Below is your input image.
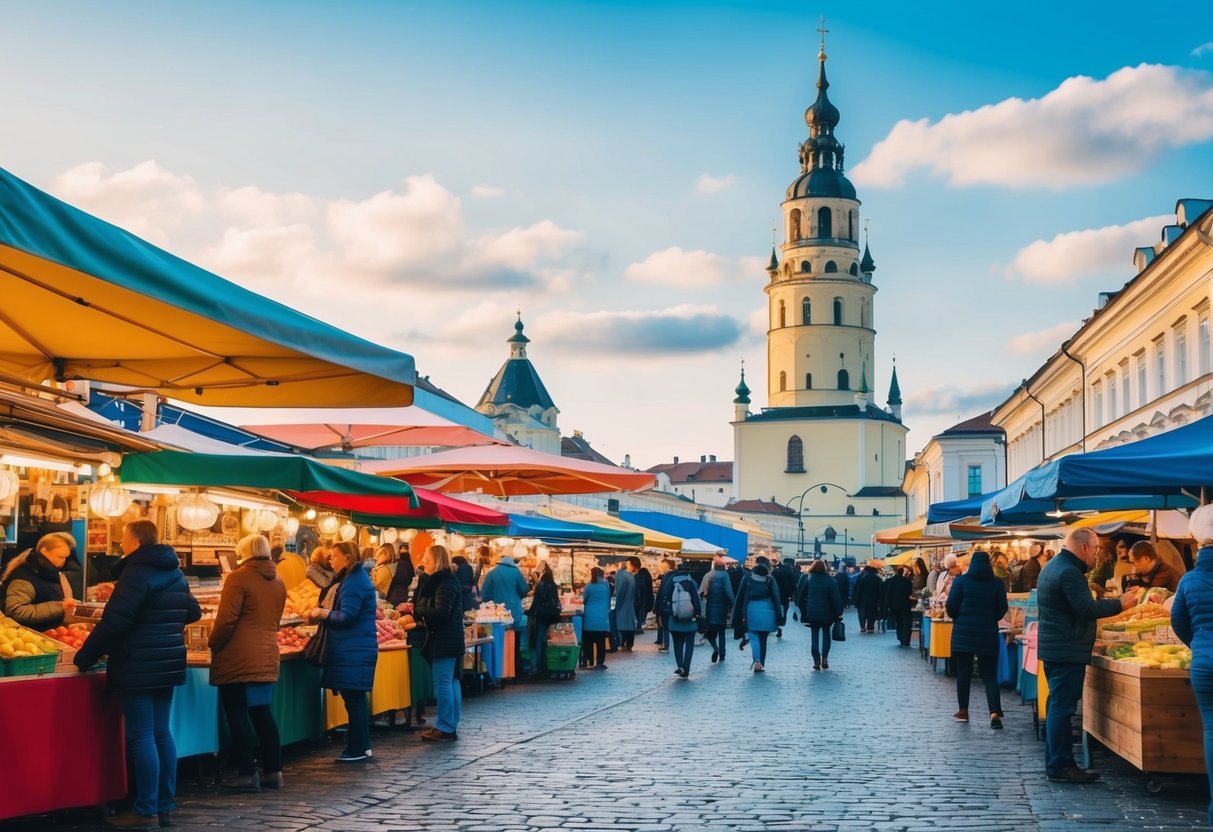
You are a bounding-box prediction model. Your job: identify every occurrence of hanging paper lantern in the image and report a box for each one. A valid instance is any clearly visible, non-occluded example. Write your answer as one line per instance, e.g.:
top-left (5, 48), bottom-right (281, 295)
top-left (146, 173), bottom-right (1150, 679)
top-left (381, 527), bottom-right (398, 544)
top-left (88, 483), bottom-right (132, 518)
top-left (285, 517), bottom-right (300, 537)
top-left (257, 509), bottom-right (281, 533)
top-left (513, 541), bottom-right (528, 559)
top-left (338, 522), bottom-right (357, 542)
top-left (177, 492), bottom-right (220, 532)
top-left (0, 469), bottom-right (17, 503)
top-left (447, 533), bottom-right (466, 553)
top-left (409, 530), bottom-right (433, 567)
top-left (317, 514), bottom-right (341, 536)
top-left (536, 545), bottom-right (550, 561)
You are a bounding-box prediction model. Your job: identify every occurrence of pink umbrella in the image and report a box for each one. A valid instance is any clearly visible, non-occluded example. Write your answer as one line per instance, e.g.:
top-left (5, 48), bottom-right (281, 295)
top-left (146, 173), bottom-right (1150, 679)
top-left (240, 406), bottom-right (503, 451)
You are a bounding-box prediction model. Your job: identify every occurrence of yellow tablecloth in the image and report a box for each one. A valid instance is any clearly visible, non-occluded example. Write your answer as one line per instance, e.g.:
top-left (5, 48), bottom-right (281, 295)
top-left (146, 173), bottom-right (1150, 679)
top-left (929, 620), bottom-right (953, 659)
top-left (1037, 660), bottom-right (1049, 721)
top-left (325, 647), bottom-right (411, 730)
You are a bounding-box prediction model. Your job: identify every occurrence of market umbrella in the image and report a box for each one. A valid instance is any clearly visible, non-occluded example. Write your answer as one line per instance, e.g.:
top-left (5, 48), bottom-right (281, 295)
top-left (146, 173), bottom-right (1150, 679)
top-left (0, 167), bottom-right (414, 406)
top-left (350, 490), bottom-right (510, 530)
top-left (361, 444), bottom-right (655, 496)
top-left (240, 406), bottom-right (503, 451)
top-left (541, 504), bottom-right (683, 551)
top-left (677, 537), bottom-right (726, 559)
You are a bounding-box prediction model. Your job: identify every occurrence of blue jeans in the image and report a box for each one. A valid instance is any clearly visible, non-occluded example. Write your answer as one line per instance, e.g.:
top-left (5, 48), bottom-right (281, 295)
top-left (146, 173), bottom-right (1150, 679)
top-left (431, 656), bottom-right (462, 734)
top-left (1190, 665), bottom-right (1213, 824)
top-left (120, 688), bottom-right (176, 817)
top-left (751, 631), bottom-right (770, 665)
top-left (339, 690), bottom-right (370, 756)
top-left (810, 624), bottom-right (832, 665)
top-left (1043, 661), bottom-right (1087, 774)
top-left (671, 631), bottom-right (694, 671)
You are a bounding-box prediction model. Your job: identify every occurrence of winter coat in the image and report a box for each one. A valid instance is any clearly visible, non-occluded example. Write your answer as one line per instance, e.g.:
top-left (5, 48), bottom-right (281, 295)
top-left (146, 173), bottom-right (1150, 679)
top-left (1037, 548), bottom-right (1123, 665)
top-left (480, 557), bottom-right (529, 628)
top-left (613, 569), bottom-right (638, 632)
top-left (527, 579), bottom-right (562, 648)
top-left (1171, 546), bottom-right (1213, 672)
top-left (945, 552), bottom-right (1009, 656)
top-left (732, 568), bottom-right (784, 634)
top-left (208, 557), bottom-right (286, 686)
top-left (386, 557), bottom-right (415, 606)
top-left (834, 570), bottom-right (852, 606)
top-left (699, 568), bottom-right (735, 626)
top-left (414, 568), bottom-right (466, 662)
top-left (853, 570), bottom-right (883, 614)
top-left (318, 566), bottom-right (378, 692)
top-left (773, 563), bottom-right (798, 606)
top-left (2, 551), bottom-right (70, 630)
top-left (275, 552), bottom-right (308, 592)
top-left (884, 573), bottom-right (915, 614)
top-left (797, 571), bottom-right (843, 626)
top-left (1022, 556), bottom-right (1044, 591)
top-left (581, 581), bottom-right (611, 632)
top-left (453, 560), bottom-right (480, 612)
top-left (658, 570), bottom-right (703, 634)
top-left (1135, 559), bottom-right (1183, 592)
top-left (74, 544), bottom-right (201, 691)
top-left (634, 568), bottom-right (655, 621)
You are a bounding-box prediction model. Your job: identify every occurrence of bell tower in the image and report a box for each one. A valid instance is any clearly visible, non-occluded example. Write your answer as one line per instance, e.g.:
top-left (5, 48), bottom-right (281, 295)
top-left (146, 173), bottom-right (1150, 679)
top-left (765, 23), bottom-right (877, 409)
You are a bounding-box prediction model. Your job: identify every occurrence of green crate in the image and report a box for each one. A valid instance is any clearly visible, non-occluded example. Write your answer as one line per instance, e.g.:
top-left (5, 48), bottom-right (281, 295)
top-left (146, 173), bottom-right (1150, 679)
top-left (0, 651), bottom-right (58, 677)
top-left (544, 644), bottom-right (580, 673)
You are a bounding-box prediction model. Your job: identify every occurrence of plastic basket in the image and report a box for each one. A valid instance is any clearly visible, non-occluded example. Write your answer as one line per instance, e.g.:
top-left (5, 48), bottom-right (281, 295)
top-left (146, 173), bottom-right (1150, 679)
top-left (0, 651), bottom-right (58, 677)
top-left (544, 644), bottom-right (580, 673)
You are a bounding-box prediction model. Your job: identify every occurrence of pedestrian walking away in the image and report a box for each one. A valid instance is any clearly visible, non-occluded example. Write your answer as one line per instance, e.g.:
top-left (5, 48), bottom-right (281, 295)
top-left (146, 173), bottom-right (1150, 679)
top-left (580, 567), bottom-right (611, 669)
top-left (699, 556), bottom-right (735, 663)
top-left (659, 560), bottom-right (703, 677)
top-left (614, 558), bottom-right (639, 650)
top-left (796, 559), bottom-right (843, 670)
top-left (853, 561), bottom-right (883, 634)
top-left (1037, 528), bottom-right (1140, 783)
top-left (732, 556), bottom-right (784, 672)
top-left (945, 550), bottom-right (1008, 728)
top-left (885, 566), bottom-right (915, 647)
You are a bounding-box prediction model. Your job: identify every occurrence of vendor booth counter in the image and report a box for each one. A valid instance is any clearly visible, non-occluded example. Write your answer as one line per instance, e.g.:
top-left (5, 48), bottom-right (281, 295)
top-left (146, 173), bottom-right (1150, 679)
top-left (0, 672), bottom-right (127, 821)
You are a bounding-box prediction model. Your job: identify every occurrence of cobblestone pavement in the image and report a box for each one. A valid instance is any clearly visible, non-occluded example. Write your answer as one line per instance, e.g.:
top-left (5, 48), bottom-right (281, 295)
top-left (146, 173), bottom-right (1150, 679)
top-left (9, 621), bottom-right (1212, 831)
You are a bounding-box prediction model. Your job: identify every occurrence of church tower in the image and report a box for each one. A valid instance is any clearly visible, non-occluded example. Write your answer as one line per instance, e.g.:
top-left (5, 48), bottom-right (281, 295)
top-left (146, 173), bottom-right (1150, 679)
top-left (732, 22), bottom-right (908, 561)
top-left (476, 314), bottom-right (561, 454)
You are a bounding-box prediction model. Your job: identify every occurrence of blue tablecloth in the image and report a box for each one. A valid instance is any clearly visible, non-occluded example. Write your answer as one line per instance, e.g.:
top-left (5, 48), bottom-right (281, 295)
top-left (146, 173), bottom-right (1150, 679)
top-left (171, 667), bottom-right (219, 758)
top-left (485, 623), bottom-right (508, 680)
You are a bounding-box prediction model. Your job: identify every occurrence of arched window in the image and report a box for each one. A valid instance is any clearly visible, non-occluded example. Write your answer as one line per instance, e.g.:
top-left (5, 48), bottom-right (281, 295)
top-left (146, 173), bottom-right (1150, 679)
top-left (833, 297), bottom-right (843, 325)
top-left (848, 210), bottom-right (856, 240)
top-left (789, 208), bottom-right (802, 241)
top-left (837, 368), bottom-right (850, 390)
top-left (817, 207), bottom-right (832, 238)
top-left (860, 300), bottom-right (867, 328)
top-left (849, 263), bottom-right (858, 276)
top-left (824, 260), bottom-right (838, 273)
top-left (779, 371), bottom-right (787, 392)
top-left (801, 298), bottom-right (811, 325)
top-left (805, 372), bottom-right (813, 389)
top-left (786, 435), bottom-right (805, 473)
top-left (778, 300), bottom-right (786, 328)
top-left (800, 260), bottom-right (811, 273)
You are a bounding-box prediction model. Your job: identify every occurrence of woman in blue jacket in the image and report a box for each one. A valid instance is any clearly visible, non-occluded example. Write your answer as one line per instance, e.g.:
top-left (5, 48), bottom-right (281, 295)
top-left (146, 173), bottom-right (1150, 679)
top-left (309, 540), bottom-right (378, 762)
top-left (580, 567), bottom-right (611, 669)
top-left (1171, 506), bottom-right (1213, 825)
top-left (732, 557), bottom-right (785, 672)
top-left (945, 550), bottom-right (1009, 728)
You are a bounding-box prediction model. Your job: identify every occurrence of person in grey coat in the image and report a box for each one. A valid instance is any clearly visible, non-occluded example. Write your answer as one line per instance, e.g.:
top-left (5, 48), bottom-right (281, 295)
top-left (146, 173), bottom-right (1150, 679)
top-left (699, 556), bottom-right (735, 663)
top-left (614, 558), bottom-right (638, 650)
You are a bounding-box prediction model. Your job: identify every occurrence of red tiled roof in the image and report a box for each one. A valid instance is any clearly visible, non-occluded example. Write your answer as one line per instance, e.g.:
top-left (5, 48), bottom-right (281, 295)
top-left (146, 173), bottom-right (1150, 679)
top-left (720, 499), bottom-right (796, 516)
top-left (940, 410), bottom-right (1004, 435)
top-left (645, 460), bottom-right (733, 483)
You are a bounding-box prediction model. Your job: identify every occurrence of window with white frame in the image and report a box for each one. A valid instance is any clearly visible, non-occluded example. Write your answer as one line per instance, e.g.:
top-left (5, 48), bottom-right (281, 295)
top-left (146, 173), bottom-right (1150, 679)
top-left (1120, 363), bottom-right (1130, 416)
top-left (1201, 315), bottom-right (1211, 377)
top-left (1176, 325), bottom-right (1189, 387)
top-left (1154, 338), bottom-right (1166, 397)
top-left (1092, 379), bottom-right (1103, 427)
top-left (1107, 372), bottom-right (1117, 422)
top-left (1136, 351), bottom-right (1147, 408)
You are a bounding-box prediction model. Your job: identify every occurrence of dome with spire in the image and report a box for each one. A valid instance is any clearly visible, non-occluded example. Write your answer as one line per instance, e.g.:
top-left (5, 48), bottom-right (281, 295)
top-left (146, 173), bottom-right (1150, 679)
top-left (860, 242), bottom-right (876, 274)
top-left (785, 45), bottom-right (856, 201)
top-left (734, 368), bottom-right (751, 405)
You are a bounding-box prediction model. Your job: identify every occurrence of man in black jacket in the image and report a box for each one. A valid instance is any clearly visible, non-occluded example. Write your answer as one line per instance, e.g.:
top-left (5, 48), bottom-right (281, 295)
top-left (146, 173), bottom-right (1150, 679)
top-left (885, 567), bottom-right (915, 646)
top-left (773, 558), bottom-right (798, 637)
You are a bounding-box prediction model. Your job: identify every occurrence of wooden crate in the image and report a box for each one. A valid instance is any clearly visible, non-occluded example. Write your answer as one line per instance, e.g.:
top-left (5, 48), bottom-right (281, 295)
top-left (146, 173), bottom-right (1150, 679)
top-left (1083, 656), bottom-right (1205, 774)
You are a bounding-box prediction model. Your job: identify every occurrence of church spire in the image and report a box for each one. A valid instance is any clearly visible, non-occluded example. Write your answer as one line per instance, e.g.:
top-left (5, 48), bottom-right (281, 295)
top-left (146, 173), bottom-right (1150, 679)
top-left (733, 365), bottom-right (752, 405)
top-left (802, 16), bottom-right (843, 173)
top-left (766, 246), bottom-right (779, 273)
top-left (507, 311), bottom-right (530, 359)
top-left (888, 360), bottom-right (903, 421)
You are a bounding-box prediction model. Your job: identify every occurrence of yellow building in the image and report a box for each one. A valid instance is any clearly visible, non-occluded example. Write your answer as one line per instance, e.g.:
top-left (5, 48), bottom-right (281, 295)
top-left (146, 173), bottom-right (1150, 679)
top-left (732, 39), bottom-right (908, 559)
top-left (993, 200), bottom-right (1213, 479)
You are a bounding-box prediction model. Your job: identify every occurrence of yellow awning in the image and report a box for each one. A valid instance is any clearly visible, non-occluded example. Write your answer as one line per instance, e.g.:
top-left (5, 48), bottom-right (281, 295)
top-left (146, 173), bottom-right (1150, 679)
top-left (884, 549), bottom-right (917, 567)
top-left (874, 517), bottom-right (926, 544)
top-left (541, 504), bottom-right (683, 551)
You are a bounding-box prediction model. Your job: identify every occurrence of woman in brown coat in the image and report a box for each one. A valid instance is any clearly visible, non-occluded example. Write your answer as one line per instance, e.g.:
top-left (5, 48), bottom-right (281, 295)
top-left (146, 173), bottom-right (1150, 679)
top-left (209, 534), bottom-right (287, 791)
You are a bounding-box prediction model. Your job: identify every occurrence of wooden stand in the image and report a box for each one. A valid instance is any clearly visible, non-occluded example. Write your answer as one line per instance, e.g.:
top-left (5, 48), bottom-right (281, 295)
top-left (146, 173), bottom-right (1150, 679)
top-left (1083, 655), bottom-right (1205, 778)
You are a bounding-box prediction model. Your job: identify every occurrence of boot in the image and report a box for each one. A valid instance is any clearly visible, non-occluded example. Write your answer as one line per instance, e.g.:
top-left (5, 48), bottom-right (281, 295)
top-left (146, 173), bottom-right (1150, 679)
top-left (259, 769), bottom-right (284, 789)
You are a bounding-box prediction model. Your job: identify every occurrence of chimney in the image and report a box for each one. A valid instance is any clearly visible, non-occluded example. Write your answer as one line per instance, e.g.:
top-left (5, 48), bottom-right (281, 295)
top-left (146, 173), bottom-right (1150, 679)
top-left (710, 454), bottom-right (717, 463)
top-left (700, 455), bottom-right (707, 463)
top-left (673, 456), bottom-right (679, 464)
top-left (622, 453), bottom-right (632, 468)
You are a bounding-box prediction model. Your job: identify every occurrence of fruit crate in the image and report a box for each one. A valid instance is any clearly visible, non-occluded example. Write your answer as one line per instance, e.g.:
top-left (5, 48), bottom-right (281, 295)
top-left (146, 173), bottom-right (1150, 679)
top-left (0, 651), bottom-right (58, 678)
top-left (544, 644), bottom-right (579, 676)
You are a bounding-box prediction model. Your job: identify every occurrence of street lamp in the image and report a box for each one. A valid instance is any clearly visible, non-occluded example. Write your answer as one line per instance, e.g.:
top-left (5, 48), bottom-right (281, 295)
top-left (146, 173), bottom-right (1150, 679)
top-left (785, 483), bottom-right (849, 558)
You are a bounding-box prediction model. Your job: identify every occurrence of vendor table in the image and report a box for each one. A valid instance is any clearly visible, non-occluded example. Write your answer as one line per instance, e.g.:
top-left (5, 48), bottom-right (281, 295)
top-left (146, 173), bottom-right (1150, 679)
top-left (1083, 655), bottom-right (1205, 776)
top-left (0, 672), bottom-right (127, 821)
top-left (482, 623), bottom-right (516, 681)
top-left (325, 647), bottom-right (411, 729)
top-left (273, 658), bottom-right (324, 746)
top-left (465, 636), bottom-right (494, 694)
top-left (172, 665), bottom-right (219, 758)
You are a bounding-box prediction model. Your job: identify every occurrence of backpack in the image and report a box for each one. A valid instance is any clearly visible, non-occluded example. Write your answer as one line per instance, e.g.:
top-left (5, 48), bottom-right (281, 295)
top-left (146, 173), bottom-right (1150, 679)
top-left (671, 576), bottom-right (695, 621)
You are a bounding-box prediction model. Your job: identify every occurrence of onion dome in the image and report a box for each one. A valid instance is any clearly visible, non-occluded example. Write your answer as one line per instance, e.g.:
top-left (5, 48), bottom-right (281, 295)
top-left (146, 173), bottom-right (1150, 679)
top-left (734, 368), bottom-right (751, 405)
top-left (860, 242), bottom-right (876, 274)
top-left (785, 47), bottom-right (856, 201)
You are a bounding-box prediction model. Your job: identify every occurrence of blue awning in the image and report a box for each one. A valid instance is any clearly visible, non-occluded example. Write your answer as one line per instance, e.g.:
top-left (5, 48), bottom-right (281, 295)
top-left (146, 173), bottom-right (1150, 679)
top-left (507, 514), bottom-right (644, 547)
top-left (619, 511), bottom-right (748, 559)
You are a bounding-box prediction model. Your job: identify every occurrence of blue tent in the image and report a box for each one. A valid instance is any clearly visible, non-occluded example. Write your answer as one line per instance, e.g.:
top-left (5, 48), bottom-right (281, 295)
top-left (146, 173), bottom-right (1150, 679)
top-left (980, 414), bottom-right (1213, 523)
top-left (619, 511), bottom-right (748, 559)
top-left (507, 514), bottom-right (644, 547)
top-left (926, 491), bottom-right (1003, 524)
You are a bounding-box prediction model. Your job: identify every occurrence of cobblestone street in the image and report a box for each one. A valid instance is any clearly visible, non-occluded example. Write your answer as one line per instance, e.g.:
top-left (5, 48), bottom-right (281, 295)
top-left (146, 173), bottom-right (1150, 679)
top-left (10, 622), bottom-right (1211, 832)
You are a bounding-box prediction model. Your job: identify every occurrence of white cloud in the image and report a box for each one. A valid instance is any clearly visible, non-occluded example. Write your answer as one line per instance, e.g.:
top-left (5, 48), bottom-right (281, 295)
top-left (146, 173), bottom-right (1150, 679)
top-left (1002, 214), bottom-right (1169, 283)
top-left (204, 224), bottom-right (320, 288)
top-left (1007, 322), bottom-right (1081, 357)
top-left (470, 184), bottom-right (506, 198)
top-left (218, 186), bottom-right (317, 227)
top-left (695, 173), bottom-right (738, 194)
top-left (624, 246), bottom-right (756, 288)
top-left (469, 220), bottom-right (583, 272)
top-left (1194, 42), bottom-right (1213, 58)
top-left (852, 64), bottom-right (1213, 189)
top-left (533, 305), bottom-right (744, 355)
top-left (50, 160), bottom-right (205, 242)
top-left (904, 382), bottom-right (1013, 418)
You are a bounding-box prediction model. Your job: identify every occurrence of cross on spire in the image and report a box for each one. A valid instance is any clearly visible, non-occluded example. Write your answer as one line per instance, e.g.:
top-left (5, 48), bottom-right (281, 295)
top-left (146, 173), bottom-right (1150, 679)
top-left (817, 16), bottom-right (829, 54)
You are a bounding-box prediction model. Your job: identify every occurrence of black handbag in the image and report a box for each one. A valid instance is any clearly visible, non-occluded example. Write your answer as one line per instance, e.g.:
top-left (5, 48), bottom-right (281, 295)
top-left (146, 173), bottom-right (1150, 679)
top-left (831, 618), bottom-right (846, 642)
top-left (300, 625), bottom-right (329, 667)
top-left (696, 614), bottom-right (710, 635)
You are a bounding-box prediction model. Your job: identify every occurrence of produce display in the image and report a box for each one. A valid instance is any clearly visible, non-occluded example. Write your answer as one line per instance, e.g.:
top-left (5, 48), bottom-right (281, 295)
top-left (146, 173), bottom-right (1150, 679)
top-left (42, 624), bottom-right (92, 650)
top-left (376, 603), bottom-right (411, 648)
top-left (276, 626), bottom-right (311, 655)
top-left (284, 581), bottom-right (321, 617)
top-left (1103, 641), bottom-right (1192, 669)
top-left (0, 614), bottom-right (59, 659)
top-left (1100, 603), bottom-right (1171, 633)
top-left (86, 582), bottom-right (115, 602)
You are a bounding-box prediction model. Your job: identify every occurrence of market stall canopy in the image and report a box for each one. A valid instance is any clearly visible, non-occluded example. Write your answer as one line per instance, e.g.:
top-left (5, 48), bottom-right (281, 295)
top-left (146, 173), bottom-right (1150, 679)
top-left (542, 504), bottom-right (683, 551)
top-left (240, 406), bottom-right (503, 451)
top-left (0, 387), bottom-right (164, 468)
top-left (678, 537), bottom-right (725, 559)
top-left (619, 511), bottom-right (747, 560)
top-left (350, 489), bottom-right (510, 530)
top-left (884, 550), bottom-right (917, 567)
top-left (361, 444), bottom-right (655, 496)
top-left (118, 450), bottom-right (419, 511)
top-left (506, 513), bottom-right (644, 547)
top-left (926, 491), bottom-right (1005, 525)
top-left (0, 167), bottom-right (415, 407)
top-left (873, 517), bottom-right (926, 545)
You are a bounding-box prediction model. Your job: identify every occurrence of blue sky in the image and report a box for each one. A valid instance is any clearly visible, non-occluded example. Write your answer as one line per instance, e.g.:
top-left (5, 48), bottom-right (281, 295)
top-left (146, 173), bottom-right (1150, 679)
top-left (4, 2), bottom-right (1213, 470)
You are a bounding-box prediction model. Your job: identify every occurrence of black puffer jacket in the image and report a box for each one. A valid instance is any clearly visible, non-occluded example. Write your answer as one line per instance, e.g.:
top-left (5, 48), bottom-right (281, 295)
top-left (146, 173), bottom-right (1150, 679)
top-left (74, 544), bottom-right (201, 690)
top-left (946, 552), bottom-right (1010, 656)
top-left (414, 569), bottom-right (465, 662)
top-left (796, 571), bottom-right (844, 625)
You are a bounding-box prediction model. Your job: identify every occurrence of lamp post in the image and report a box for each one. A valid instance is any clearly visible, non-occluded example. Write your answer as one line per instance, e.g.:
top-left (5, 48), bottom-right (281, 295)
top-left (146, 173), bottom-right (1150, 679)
top-left (785, 483), bottom-right (849, 558)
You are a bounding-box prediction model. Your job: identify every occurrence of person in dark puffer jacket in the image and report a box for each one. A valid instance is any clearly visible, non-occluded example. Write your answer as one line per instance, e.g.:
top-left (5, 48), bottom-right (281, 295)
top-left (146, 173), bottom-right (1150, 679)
top-left (797, 559), bottom-right (843, 669)
top-left (74, 520), bottom-right (201, 830)
top-left (309, 540), bottom-right (378, 763)
top-left (2, 532), bottom-right (78, 629)
top-left (946, 550), bottom-right (1009, 728)
top-left (699, 556), bottom-right (735, 664)
top-left (414, 544), bottom-right (465, 741)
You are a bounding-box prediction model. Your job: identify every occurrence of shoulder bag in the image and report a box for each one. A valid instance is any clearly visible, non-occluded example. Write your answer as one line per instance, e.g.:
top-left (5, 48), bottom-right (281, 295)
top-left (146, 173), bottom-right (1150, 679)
top-left (831, 617), bottom-right (846, 642)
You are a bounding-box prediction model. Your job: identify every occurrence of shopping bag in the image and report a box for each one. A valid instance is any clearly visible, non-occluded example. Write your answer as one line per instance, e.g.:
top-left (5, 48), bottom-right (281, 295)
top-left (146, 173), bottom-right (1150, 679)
top-left (300, 626), bottom-right (328, 666)
top-left (831, 618), bottom-right (846, 642)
